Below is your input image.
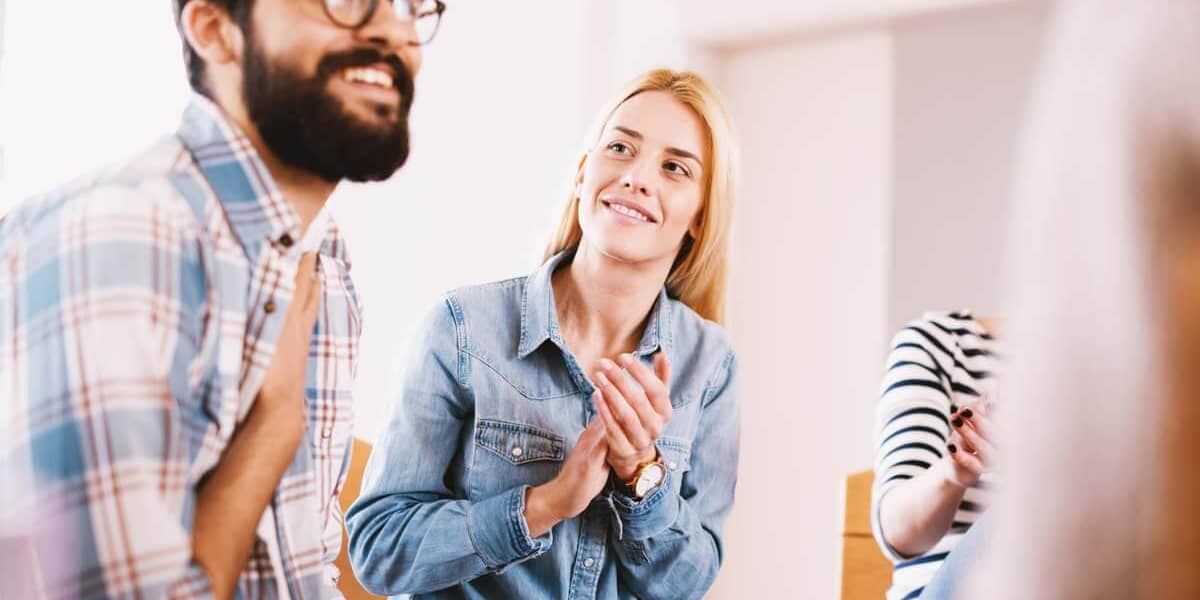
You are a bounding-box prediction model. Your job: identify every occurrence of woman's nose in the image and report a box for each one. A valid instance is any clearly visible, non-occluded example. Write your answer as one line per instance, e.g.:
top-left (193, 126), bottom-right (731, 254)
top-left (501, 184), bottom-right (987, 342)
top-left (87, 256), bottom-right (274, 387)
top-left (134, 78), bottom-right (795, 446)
top-left (620, 172), bottom-right (650, 196)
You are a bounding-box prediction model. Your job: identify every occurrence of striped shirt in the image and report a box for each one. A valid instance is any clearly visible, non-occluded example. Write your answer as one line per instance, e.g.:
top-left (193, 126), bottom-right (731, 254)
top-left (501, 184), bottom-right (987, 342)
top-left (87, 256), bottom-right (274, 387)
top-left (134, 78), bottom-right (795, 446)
top-left (870, 311), bottom-right (1000, 600)
top-left (0, 95), bottom-right (361, 599)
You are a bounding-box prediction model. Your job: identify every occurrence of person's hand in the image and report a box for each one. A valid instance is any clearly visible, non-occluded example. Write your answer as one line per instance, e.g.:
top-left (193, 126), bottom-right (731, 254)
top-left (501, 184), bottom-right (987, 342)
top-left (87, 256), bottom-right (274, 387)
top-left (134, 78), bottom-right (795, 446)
top-left (253, 252), bottom-right (320, 441)
top-left (940, 402), bottom-right (995, 489)
top-left (525, 419), bottom-right (610, 537)
top-left (592, 352), bottom-right (673, 482)
top-left (193, 253), bottom-right (320, 598)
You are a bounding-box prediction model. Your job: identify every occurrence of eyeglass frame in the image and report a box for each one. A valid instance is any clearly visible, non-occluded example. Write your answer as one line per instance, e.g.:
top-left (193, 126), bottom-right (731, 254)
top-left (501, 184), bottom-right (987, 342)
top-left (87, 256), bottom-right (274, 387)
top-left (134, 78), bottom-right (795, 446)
top-left (320, 0), bottom-right (446, 44)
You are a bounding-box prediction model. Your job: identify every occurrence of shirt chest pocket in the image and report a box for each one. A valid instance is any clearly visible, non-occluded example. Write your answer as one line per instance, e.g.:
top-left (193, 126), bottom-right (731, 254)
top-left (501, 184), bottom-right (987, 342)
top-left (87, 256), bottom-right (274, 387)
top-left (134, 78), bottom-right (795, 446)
top-left (469, 419), bottom-right (565, 500)
top-left (657, 436), bottom-right (693, 493)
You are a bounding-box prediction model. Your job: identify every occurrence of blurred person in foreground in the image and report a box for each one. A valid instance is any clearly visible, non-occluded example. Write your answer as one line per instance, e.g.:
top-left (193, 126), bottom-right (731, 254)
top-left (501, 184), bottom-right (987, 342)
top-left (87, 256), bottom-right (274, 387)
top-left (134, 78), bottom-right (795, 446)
top-left (965, 0), bottom-right (1200, 597)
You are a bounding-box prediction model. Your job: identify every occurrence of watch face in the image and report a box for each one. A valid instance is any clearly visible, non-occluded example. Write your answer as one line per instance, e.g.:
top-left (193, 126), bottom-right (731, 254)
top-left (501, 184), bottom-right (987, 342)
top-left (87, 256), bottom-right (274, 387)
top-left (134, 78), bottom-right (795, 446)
top-left (635, 463), bottom-right (667, 497)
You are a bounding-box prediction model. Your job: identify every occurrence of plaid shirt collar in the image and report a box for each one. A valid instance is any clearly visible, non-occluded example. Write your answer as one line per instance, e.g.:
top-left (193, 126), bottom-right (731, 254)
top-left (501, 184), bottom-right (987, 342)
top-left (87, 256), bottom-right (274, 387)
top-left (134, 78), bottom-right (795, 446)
top-left (175, 94), bottom-right (352, 267)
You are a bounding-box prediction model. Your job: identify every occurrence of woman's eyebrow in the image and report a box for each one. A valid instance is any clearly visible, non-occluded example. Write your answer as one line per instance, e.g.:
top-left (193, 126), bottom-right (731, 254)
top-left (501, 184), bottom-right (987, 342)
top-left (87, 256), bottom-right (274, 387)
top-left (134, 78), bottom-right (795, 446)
top-left (612, 125), bottom-right (702, 165)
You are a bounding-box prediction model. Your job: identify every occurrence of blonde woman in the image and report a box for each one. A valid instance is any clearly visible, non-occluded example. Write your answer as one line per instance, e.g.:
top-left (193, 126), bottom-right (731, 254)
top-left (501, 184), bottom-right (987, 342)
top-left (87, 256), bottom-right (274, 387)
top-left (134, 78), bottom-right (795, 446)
top-left (347, 69), bottom-right (740, 600)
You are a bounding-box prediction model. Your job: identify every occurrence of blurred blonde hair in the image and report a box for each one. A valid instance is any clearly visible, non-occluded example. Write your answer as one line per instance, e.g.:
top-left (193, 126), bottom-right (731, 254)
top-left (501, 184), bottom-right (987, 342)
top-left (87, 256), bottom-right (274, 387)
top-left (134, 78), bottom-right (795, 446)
top-left (544, 69), bottom-right (737, 324)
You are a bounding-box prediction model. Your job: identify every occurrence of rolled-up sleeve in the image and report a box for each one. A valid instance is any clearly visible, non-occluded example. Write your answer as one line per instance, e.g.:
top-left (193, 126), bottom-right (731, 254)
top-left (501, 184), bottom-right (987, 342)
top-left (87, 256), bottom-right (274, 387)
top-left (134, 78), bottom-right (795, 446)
top-left (608, 351), bottom-right (740, 600)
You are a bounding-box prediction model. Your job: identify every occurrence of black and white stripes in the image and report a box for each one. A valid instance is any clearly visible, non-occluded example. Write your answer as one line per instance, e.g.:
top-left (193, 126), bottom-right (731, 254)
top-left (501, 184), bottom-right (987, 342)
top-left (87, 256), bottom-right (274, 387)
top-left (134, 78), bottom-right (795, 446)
top-left (871, 311), bottom-right (1000, 600)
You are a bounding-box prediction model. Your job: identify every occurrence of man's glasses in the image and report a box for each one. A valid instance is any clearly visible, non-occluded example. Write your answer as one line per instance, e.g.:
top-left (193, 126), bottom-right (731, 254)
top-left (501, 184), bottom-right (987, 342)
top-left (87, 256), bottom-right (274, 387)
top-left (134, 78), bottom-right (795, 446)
top-left (322, 0), bottom-right (446, 45)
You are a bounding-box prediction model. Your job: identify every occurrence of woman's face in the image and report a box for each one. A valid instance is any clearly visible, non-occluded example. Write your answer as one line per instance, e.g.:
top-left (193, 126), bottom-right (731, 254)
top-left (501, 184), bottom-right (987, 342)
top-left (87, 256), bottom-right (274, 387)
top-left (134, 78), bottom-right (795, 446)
top-left (576, 91), bottom-right (708, 268)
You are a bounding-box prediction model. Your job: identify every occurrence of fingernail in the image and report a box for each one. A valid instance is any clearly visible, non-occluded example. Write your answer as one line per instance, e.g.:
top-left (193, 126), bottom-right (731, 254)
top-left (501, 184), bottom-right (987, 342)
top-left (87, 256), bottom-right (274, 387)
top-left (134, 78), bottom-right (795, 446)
top-left (961, 409), bottom-right (973, 419)
top-left (950, 404), bottom-right (959, 414)
top-left (619, 353), bottom-right (633, 364)
top-left (952, 418), bottom-right (964, 428)
top-left (948, 443), bottom-right (958, 454)
top-left (601, 359), bottom-right (616, 370)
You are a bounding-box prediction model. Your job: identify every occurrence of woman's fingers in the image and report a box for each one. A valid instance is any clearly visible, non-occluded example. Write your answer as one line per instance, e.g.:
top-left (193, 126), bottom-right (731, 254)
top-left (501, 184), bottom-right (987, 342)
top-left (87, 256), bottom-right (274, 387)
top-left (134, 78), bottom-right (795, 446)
top-left (600, 359), bottom-right (662, 440)
top-left (619, 353), bottom-right (673, 420)
top-left (653, 351), bottom-right (671, 386)
top-left (594, 369), bottom-right (653, 448)
top-left (578, 417), bottom-right (609, 465)
top-left (592, 388), bottom-right (636, 456)
top-left (960, 406), bottom-right (995, 443)
top-left (578, 416), bottom-right (607, 451)
top-left (948, 431), bottom-right (986, 475)
top-left (952, 414), bottom-right (994, 465)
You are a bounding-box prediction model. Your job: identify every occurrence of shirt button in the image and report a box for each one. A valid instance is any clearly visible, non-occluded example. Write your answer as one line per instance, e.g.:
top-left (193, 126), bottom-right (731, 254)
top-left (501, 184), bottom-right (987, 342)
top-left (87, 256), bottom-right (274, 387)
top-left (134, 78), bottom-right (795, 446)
top-left (583, 558), bottom-right (595, 568)
top-left (669, 461), bottom-right (679, 471)
top-left (264, 300), bottom-right (277, 314)
top-left (279, 233), bottom-right (294, 248)
top-left (321, 426), bottom-right (333, 438)
top-left (511, 447), bottom-right (523, 458)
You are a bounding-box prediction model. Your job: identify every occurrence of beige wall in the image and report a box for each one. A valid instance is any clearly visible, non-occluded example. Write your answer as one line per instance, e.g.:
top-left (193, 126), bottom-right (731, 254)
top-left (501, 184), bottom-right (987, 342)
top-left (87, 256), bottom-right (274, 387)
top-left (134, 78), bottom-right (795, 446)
top-left (702, 3), bottom-right (1047, 597)
top-left (887, 2), bottom-right (1049, 332)
top-left (711, 30), bottom-right (894, 599)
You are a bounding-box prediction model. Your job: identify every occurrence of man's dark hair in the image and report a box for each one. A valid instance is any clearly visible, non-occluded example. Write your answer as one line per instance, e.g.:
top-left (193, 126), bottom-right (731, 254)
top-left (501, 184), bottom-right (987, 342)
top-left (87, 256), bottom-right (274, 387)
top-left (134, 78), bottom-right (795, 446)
top-left (174, 0), bottom-right (255, 95)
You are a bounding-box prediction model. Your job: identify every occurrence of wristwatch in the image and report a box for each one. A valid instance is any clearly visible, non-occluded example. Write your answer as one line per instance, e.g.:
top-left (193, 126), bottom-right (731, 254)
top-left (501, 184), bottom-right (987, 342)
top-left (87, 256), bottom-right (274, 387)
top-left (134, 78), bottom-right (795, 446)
top-left (623, 450), bottom-right (667, 500)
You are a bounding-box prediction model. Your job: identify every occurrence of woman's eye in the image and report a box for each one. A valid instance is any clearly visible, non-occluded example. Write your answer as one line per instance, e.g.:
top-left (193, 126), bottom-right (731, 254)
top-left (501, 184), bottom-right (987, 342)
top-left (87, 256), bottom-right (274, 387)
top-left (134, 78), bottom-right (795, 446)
top-left (607, 142), bottom-right (632, 155)
top-left (664, 161), bottom-right (691, 177)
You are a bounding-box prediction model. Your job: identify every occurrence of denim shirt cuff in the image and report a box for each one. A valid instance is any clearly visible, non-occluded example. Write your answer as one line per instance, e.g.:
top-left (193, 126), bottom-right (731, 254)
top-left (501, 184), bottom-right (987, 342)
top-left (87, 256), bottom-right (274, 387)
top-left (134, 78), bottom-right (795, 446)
top-left (609, 476), bottom-right (680, 540)
top-left (467, 485), bottom-right (552, 570)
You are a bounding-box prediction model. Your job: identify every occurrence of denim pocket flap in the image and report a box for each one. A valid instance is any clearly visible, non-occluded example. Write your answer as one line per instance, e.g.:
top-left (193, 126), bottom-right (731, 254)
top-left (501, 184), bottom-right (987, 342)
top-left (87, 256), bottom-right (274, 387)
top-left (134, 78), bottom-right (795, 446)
top-left (475, 419), bottom-right (565, 465)
top-left (657, 436), bottom-right (693, 473)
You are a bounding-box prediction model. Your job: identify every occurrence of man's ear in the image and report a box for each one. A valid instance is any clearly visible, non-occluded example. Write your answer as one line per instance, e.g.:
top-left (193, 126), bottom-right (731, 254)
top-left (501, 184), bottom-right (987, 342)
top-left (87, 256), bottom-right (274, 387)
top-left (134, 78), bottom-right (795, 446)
top-left (181, 1), bottom-right (244, 72)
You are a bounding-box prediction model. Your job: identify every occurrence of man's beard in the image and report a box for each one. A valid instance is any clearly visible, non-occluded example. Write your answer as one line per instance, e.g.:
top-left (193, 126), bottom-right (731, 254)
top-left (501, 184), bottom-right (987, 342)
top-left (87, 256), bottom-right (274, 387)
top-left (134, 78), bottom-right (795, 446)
top-left (242, 37), bottom-right (415, 183)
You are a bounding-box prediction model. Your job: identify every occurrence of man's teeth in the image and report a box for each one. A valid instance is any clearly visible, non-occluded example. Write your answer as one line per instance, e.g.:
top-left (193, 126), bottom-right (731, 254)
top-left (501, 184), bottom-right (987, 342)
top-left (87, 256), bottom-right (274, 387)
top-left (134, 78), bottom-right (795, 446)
top-left (609, 203), bottom-right (650, 222)
top-left (343, 67), bottom-right (394, 89)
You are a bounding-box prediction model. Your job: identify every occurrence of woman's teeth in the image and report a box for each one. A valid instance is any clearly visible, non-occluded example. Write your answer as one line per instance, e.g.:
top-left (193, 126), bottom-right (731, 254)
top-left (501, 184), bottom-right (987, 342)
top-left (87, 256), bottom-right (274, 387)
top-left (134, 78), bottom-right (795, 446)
top-left (608, 203), bottom-right (650, 222)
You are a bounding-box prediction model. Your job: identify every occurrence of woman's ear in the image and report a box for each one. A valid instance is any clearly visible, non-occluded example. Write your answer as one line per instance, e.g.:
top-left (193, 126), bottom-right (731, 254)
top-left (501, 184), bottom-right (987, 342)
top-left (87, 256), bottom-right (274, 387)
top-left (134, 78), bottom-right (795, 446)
top-left (573, 153), bottom-right (589, 197)
top-left (576, 153), bottom-right (588, 184)
top-left (181, 0), bottom-right (244, 74)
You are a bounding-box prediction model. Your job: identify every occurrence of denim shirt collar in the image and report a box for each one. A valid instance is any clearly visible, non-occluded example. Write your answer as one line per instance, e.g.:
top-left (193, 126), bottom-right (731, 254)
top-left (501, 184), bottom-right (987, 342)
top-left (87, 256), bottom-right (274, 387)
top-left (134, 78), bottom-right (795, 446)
top-left (175, 94), bottom-right (351, 267)
top-left (517, 250), bottom-right (674, 359)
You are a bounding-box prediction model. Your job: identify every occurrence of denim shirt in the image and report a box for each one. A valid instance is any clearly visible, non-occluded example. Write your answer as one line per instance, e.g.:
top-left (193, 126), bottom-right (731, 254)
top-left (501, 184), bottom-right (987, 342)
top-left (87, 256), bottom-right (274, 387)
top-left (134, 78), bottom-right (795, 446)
top-left (346, 252), bottom-right (740, 600)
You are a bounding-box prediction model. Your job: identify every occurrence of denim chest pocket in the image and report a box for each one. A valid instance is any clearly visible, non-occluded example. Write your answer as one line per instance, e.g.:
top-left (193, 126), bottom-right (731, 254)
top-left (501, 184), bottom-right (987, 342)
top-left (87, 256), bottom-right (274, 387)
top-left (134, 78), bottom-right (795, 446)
top-left (657, 436), bottom-right (693, 492)
top-left (469, 419), bottom-right (565, 499)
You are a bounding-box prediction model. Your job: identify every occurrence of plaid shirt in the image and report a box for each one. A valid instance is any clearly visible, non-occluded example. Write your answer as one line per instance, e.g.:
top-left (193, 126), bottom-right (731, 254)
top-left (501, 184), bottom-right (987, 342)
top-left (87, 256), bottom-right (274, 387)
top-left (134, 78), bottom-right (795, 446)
top-left (0, 96), bottom-right (361, 599)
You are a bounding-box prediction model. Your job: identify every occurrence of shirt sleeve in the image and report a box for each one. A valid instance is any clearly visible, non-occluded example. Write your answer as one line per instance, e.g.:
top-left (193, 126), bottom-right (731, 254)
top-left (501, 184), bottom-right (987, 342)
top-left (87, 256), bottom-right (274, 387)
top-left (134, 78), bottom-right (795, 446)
top-left (345, 298), bottom-right (551, 597)
top-left (1, 185), bottom-right (216, 598)
top-left (870, 321), bottom-right (955, 560)
top-left (607, 350), bottom-right (740, 600)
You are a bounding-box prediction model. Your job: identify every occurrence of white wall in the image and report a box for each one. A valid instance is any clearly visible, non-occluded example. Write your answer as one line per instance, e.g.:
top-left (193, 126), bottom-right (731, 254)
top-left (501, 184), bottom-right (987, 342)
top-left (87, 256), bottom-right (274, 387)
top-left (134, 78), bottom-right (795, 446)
top-left (0, 0), bottom-right (7, 184)
top-left (679, 0), bottom-right (1012, 48)
top-left (887, 2), bottom-right (1048, 331)
top-left (0, 1), bottom-right (189, 205)
top-left (711, 30), bottom-right (894, 600)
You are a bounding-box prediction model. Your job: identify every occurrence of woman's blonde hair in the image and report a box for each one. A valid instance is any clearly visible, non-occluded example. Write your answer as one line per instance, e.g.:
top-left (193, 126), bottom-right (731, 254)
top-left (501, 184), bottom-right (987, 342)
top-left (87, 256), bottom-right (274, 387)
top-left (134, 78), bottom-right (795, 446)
top-left (544, 68), bottom-right (737, 324)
